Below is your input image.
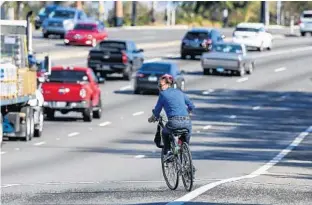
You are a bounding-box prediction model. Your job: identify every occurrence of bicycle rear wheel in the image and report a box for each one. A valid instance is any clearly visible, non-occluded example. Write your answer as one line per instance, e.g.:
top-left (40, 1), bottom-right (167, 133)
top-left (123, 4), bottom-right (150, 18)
top-left (161, 148), bottom-right (179, 190)
top-left (180, 142), bottom-right (194, 191)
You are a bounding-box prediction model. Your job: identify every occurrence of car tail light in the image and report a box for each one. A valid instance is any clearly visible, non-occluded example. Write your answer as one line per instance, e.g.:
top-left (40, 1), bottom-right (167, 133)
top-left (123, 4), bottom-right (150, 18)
top-left (80, 88), bottom-right (86, 98)
top-left (122, 51), bottom-right (128, 64)
top-left (136, 73), bottom-right (145, 78)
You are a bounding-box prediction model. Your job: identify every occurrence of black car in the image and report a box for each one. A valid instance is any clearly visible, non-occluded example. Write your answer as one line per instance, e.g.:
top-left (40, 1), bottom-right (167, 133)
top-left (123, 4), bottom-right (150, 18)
top-left (87, 40), bottom-right (144, 81)
top-left (181, 28), bottom-right (225, 59)
top-left (35, 4), bottom-right (58, 30)
top-left (134, 62), bottom-right (185, 94)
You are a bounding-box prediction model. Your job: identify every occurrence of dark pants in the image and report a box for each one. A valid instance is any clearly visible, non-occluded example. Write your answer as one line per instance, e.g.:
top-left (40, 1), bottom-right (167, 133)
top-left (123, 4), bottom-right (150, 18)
top-left (162, 118), bottom-right (192, 153)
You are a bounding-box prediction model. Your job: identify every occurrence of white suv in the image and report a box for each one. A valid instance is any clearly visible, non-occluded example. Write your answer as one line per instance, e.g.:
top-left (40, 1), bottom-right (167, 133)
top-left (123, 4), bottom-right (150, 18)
top-left (299, 10), bottom-right (312, 36)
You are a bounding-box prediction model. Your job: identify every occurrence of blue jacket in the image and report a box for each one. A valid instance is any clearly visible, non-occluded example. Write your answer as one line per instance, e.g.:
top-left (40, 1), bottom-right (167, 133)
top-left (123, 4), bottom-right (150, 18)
top-left (153, 88), bottom-right (195, 118)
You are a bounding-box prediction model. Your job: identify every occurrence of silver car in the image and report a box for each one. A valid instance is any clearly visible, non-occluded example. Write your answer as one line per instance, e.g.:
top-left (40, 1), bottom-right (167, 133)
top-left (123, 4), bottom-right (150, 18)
top-left (299, 10), bottom-right (312, 36)
top-left (201, 42), bottom-right (255, 76)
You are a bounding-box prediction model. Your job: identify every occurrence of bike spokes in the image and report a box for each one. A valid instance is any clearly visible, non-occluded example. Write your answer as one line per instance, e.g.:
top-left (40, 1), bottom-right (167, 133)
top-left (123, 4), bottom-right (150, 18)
top-left (161, 149), bottom-right (179, 190)
top-left (180, 143), bottom-right (194, 191)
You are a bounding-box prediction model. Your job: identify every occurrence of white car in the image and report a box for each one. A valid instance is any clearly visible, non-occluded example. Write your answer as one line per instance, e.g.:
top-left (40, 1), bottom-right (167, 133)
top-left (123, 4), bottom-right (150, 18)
top-left (232, 23), bottom-right (273, 51)
top-left (299, 10), bottom-right (312, 36)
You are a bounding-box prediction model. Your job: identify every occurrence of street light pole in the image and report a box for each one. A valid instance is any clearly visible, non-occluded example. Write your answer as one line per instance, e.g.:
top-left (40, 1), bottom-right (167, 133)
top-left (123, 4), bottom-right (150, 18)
top-left (131, 1), bottom-right (137, 26)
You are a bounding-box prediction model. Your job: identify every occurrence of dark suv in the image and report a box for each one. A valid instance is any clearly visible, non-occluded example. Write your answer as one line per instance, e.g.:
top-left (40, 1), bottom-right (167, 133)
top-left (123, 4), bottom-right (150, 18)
top-left (181, 28), bottom-right (225, 59)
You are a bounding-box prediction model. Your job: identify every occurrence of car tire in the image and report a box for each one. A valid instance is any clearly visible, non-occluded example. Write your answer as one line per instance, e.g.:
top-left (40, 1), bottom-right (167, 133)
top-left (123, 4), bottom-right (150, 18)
top-left (181, 53), bottom-right (187, 59)
top-left (43, 33), bottom-right (49, 38)
top-left (46, 109), bottom-right (55, 120)
top-left (203, 69), bottom-right (210, 75)
top-left (93, 98), bottom-right (102, 119)
top-left (34, 109), bottom-right (44, 137)
top-left (35, 25), bottom-right (40, 30)
top-left (246, 63), bottom-right (254, 75)
top-left (60, 34), bottom-right (65, 39)
top-left (134, 88), bottom-right (140, 94)
top-left (83, 107), bottom-right (93, 122)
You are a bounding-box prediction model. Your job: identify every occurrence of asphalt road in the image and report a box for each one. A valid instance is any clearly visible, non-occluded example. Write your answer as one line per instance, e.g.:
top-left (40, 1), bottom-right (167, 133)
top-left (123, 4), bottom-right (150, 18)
top-left (1, 29), bottom-right (312, 205)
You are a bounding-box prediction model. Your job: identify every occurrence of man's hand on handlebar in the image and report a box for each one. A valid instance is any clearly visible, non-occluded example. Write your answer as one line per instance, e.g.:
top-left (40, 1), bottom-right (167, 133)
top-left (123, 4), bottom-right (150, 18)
top-left (148, 114), bottom-right (157, 123)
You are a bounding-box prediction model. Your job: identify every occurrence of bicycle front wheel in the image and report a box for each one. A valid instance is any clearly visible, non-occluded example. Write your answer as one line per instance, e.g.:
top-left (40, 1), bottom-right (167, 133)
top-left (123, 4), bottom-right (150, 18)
top-left (161, 148), bottom-right (179, 190)
top-left (180, 142), bottom-right (194, 191)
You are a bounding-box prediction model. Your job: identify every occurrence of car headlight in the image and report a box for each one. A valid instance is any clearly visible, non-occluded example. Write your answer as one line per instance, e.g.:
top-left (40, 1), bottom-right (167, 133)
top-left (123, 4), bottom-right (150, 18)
top-left (79, 88), bottom-right (86, 98)
top-left (63, 20), bottom-right (74, 30)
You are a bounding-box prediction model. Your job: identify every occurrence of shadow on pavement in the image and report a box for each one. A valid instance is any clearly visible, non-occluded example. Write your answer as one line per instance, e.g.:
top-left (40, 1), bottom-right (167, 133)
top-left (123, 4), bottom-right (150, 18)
top-left (128, 203), bottom-right (260, 205)
top-left (74, 88), bottom-right (312, 169)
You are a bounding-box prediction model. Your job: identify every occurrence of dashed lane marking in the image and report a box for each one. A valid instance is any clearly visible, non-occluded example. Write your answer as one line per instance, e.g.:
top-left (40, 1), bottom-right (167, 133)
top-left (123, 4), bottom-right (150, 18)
top-left (135, 155), bottom-right (145, 159)
top-left (229, 115), bottom-right (237, 119)
top-left (68, 132), bottom-right (79, 137)
top-left (167, 125), bottom-right (312, 205)
top-left (56, 138), bottom-right (60, 141)
top-left (252, 106), bottom-right (261, 110)
top-left (1, 151), bottom-right (7, 155)
top-left (133, 111), bottom-right (144, 116)
top-left (33, 141), bottom-right (46, 146)
top-left (99, 121), bottom-right (112, 127)
top-left (274, 67), bottom-right (286, 72)
top-left (202, 89), bottom-right (214, 95)
top-left (236, 77), bottom-right (249, 83)
top-left (119, 85), bottom-right (132, 91)
top-left (203, 125), bottom-right (212, 130)
top-left (14, 148), bottom-right (20, 151)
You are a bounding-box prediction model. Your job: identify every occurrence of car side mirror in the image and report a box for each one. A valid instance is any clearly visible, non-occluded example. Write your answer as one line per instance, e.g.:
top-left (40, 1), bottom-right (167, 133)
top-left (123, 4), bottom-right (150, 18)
top-left (98, 77), bottom-right (105, 84)
top-left (43, 55), bottom-right (51, 75)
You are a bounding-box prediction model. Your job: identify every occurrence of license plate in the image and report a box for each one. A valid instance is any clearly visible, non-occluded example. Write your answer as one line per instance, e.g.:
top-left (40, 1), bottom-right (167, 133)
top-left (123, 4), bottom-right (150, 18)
top-left (55, 102), bottom-right (66, 107)
top-left (102, 65), bottom-right (110, 70)
top-left (217, 67), bottom-right (224, 72)
top-left (148, 76), bottom-right (158, 82)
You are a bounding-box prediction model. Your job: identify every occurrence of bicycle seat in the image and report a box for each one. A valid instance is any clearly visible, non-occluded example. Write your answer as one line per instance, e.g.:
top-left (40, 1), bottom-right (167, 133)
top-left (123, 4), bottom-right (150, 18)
top-left (172, 128), bottom-right (189, 136)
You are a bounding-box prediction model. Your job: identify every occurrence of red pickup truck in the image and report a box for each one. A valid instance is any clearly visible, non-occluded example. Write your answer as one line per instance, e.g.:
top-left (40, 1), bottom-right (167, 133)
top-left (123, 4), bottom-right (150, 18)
top-left (41, 66), bottom-right (104, 122)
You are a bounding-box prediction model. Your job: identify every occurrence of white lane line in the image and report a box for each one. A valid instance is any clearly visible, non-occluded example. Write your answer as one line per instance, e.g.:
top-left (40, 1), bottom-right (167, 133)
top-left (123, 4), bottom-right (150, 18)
top-left (145, 58), bottom-right (162, 63)
top-left (203, 125), bottom-right (212, 130)
top-left (202, 89), bottom-right (214, 95)
top-left (274, 67), bottom-right (286, 72)
top-left (229, 115), bottom-right (237, 119)
top-left (68, 132), bottom-right (79, 137)
top-left (236, 77), bottom-right (249, 83)
top-left (56, 138), bottom-right (60, 141)
top-left (33, 141), bottom-right (46, 146)
top-left (135, 155), bottom-right (145, 159)
top-left (99, 121), bottom-right (112, 127)
top-left (14, 148), bottom-right (20, 151)
top-left (133, 111), bottom-right (144, 116)
top-left (119, 85), bottom-right (132, 91)
top-left (167, 125), bottom-right (312, 205)
top-left (252, 106), bottom-right (261, 110)
top-left (1, 151), bottom-right (7, 155)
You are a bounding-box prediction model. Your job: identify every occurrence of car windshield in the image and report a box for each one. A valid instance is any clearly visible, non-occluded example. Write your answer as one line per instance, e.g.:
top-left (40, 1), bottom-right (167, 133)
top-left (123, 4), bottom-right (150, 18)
top-left (185, 31), bottom-right (209, 40)
top-left (235, 27), bottom-right (259, 32)
top-left (141, 64), bottom-right (171, 73)
top-left (38, 6), bottom-right (55, 16)
top-left (50, 10), bottom-right (75, 19)
top-left (47, 70), bottom-right (88, 83)
top-left (97, 41), bottom-right (126, 51)
top-left (213, 44), bottom-right (243, 54)
top-left (303, 14), bottom-right (312, 18)
top-left (74, 24), bottom-right (96, 30)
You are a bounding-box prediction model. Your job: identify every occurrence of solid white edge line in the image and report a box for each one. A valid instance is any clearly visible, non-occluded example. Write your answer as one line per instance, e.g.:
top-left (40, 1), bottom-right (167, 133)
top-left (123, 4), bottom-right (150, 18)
top-left (33, 141), bottom-right (46, 146)
top-left (133, 111), bottom-right (144, 116)
top-left (68, 132), bottom-right (79, 137)
top-left (236, 77), bottom-right (249, 83)
top-left (99, 121), bottom-right (112, 127)
top-left (134, 155), bottom-right (145, 159)
top-left (274, 67), bottom-right (286, 72)
top-left (167, 125), bottom-right (312, 205)
top-left (1, 151), bottom-right (7, 155)
top-left (145, 58), bottom-right (162, 63)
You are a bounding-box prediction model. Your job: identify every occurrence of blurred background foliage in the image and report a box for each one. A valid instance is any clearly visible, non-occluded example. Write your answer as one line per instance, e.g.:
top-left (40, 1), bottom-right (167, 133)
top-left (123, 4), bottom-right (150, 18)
top-left (2, 1), bottom-right (312, 27)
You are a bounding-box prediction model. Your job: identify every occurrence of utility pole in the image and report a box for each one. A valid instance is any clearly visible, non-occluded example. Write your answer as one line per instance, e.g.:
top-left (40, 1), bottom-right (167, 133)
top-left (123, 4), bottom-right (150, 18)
top-left (151, 1), bottom-right (156, 23)
top-left (276, 1), bottom-right (282, 25)
top-left (114, 1), bottom-right (123, 27)
top-left (166, 1), bottom-right (171, 26)
top-left (260, 1), bottom-right (265, 24)
top-left (265, 1), bottom-right (270, 26)
top-left (131, 1), bottom-right (137, 26)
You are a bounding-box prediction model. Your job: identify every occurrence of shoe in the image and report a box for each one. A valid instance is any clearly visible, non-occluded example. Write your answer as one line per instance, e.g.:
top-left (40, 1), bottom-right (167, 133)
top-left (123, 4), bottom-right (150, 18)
top-left (163, 151), bottom-right (174, 162)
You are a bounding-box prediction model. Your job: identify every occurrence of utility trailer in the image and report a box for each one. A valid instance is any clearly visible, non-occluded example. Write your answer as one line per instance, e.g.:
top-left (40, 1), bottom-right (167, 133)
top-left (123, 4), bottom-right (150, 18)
top-left (1, 11), bottom-right (51, 143)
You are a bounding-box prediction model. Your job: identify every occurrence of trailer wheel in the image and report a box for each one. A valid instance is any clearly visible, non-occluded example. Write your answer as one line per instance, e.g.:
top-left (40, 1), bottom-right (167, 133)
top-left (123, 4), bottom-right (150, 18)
top-left (21, 107), bottom-right (32, 141)
top-left (34, 109), bottom-right (44, 137)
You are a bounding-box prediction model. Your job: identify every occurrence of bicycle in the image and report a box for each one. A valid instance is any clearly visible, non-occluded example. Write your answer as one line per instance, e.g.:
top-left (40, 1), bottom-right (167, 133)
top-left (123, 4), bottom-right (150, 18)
top-left (156, 115), bottom-right (194, 192)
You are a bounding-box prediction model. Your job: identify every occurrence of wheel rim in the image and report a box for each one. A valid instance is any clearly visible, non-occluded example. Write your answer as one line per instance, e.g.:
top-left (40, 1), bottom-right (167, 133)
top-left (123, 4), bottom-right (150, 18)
top-left (161, 150), bottom-right (179, 190)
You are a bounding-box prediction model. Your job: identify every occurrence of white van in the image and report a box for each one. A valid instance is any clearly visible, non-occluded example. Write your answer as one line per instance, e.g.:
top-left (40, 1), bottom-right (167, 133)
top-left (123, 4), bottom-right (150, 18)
top-left (299, 10), bottom-right (312, 36)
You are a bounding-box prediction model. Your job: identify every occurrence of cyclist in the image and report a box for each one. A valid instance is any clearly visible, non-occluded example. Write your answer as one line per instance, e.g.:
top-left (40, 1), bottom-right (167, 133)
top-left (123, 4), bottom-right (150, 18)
top-left (148, 74), bottom-right (195, 161)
